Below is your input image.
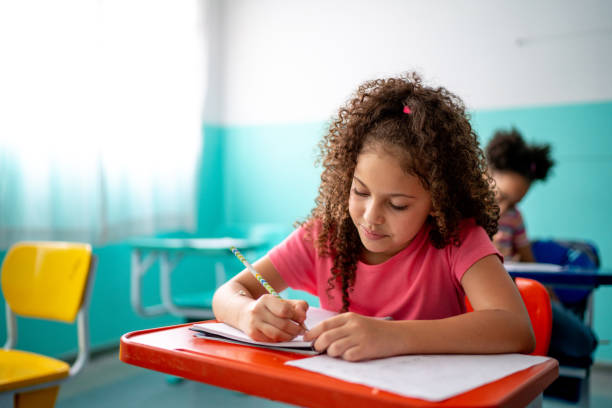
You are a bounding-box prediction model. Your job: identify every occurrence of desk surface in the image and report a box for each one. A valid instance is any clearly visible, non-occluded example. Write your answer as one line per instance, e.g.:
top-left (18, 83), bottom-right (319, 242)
top-left (129, 237), bottom-right (265, 253)
top-left (505, 264), bottom-right (612, 287)
top-left (120, 323), bottom-right (558, 408)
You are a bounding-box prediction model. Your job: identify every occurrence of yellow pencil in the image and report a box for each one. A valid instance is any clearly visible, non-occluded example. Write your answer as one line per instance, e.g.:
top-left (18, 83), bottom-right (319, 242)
top-left (230, 246), bottom-right (308, 331)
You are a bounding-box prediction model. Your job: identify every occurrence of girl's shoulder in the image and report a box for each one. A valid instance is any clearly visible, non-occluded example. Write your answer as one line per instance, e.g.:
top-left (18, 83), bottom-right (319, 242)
top-left (454, 218), bottom-right (497, 249)
top-left (285, 218), bottom-right (327, 254)
top-left (456, 217), bottom-right (479, 235)
top-left (296, 218), bottom-right (322, 240)
top-left (270, 220), bottom-right (320, 266)
top-left (445, 218), bottom-right (501, 272)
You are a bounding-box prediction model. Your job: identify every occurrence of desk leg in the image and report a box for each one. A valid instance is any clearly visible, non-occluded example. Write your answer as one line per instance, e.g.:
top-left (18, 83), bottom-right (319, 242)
top-left (585, 291), bottom-right (594, 328)
top-left (130, 250), bottom-right (167, 317)
top-left (526, 393), bottom-right (543, 408)
top-left (160, 252), bottom-right (214, 319)
top-left (215, 261), bottom-right (226, 288)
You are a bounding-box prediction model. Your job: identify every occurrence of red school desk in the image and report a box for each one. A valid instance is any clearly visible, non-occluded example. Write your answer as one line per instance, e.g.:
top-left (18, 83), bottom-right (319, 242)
top-left (119, 322), bottom-right (559, 408)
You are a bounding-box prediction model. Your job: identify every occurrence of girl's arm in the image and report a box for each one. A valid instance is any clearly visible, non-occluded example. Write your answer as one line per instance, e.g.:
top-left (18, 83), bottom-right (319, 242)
top-left (304, 254), bottom-right (535, 361)
top-left (212, 255), bottom-right (308, 342)
top-left (516, 244), bottom-right (536, 262)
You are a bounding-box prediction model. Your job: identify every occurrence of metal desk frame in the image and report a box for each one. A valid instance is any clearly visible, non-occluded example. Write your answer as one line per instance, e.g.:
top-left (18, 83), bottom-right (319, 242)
top-left (129, 238), bottom-right (264, 319)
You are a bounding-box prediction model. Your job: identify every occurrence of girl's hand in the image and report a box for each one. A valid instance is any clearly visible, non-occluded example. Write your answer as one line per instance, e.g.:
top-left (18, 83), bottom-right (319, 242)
top-left (303, 312), bottom-right (396, 361)
top-left (238, 294), bottom-right (308, 343)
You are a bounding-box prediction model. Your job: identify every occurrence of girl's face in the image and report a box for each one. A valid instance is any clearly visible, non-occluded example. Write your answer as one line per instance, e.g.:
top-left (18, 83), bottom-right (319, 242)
top-left (491, 170), bottom-right (531, 215)
top-left (349, 146), bottom-right (432, 265)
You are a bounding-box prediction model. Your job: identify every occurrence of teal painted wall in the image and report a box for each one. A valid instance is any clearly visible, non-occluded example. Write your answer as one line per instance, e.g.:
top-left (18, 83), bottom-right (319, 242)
top-left (0, 130), bottom-right (227, 359)
top-left (198, 125), bottom-right (226, 235)
top-left (220, 101), bottom-right (612, 362)
top-left (221, 122), bottom-right (325, 227)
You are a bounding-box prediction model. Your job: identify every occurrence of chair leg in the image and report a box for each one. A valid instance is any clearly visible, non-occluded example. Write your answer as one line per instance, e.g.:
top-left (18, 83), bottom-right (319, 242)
top-left (14, 386), bottom-right (60, 408)
top-left (576, 375), bottom-right (590, 408)
top-left (0, 393), bottom-right (14, 407)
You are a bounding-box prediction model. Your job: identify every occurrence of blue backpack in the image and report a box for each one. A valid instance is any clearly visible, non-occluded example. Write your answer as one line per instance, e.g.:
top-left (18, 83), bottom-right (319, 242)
top-left (531, 239), bottom-right (599, 306)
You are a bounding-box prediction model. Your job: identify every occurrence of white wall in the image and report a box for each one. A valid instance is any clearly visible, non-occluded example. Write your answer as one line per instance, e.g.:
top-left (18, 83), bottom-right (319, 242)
top-left (208, 0), bottom-right (612, 125)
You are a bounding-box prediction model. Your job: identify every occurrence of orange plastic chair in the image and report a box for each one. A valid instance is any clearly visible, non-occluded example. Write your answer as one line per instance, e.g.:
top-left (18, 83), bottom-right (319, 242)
top-left (0, 242), bottom-right (97, 408)
top-left (465, 277), bottom-right (552, 356)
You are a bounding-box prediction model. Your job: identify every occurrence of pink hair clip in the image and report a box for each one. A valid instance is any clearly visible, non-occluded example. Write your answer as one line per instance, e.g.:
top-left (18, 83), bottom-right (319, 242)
top-left (403, 105), bottom-right (412, 114)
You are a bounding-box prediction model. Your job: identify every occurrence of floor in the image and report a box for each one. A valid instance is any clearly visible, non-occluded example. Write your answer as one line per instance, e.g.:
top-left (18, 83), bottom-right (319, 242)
top-left (55, 349), bottom-right (612, 408)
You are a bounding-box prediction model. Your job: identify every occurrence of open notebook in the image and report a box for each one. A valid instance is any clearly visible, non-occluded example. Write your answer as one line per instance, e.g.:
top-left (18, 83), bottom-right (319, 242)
top-left (190, 307), bottom-right (337, 354)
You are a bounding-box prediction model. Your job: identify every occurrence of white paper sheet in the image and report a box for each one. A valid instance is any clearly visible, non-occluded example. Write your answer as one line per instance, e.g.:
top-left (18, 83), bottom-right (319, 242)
top-left (286, 353), bottom-right (550, 401)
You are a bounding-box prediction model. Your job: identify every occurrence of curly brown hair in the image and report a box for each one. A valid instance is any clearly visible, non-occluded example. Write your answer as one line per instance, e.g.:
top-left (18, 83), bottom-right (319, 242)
top-left (300, 72), bottom-right (499, 312)
top-left (486, 128), bottom-right (554, 182)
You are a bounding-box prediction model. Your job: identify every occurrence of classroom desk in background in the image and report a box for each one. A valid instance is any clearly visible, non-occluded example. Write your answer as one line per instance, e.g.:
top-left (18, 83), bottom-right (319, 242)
top-left (128, 237), bottom-right (265, 319)
top-left (119, 323), bottom-right (559, 408)
top-left (505, 263), bottom-right (612, 326)
top-left (505, 263), bottom-right (612, 288)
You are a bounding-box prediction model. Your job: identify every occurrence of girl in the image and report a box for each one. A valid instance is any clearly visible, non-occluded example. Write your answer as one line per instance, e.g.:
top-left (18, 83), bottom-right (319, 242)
top-left (485, 128), bottom-right (554, 262)
top-left (212, 73), bottom-right (535, 362)
top-left (485, 129), bottom-right (597, 371)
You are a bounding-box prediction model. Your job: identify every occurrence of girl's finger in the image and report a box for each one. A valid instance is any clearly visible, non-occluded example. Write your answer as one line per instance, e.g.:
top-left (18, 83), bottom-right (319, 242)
top-left (260, 296), bottom-right (308, 335)
top-left (261, 311), bottom-right (304, 338)
top-left (290, 300), bottom-right (309, 323)
top-left (323, 335), bottom-right (356, 358)
top-left (312, 324), bottom-right (350, 352)
top-left (341, 344), bottom-right (365, 362)
top-left (262, 295), bottom-right (296, 319)
top-left (303, 314), bottom-right (345, 341)
top-left (256, 320), bottom-right (300, 342)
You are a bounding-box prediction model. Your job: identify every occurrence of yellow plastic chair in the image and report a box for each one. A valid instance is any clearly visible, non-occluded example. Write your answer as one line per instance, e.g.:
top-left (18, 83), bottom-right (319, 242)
top-left (0, 242), bottom-right (97, 408)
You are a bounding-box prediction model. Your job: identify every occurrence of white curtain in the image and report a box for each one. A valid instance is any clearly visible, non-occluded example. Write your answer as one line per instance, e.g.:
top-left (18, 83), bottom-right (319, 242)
top-left (0, 0), bottom-right (206, 247)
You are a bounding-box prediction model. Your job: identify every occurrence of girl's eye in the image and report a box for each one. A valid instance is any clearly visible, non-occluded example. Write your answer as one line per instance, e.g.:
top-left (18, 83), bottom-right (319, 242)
top-left (390, 203), bottom-right (408, 211)
top-left (352, 188), bottom-right (369, 197)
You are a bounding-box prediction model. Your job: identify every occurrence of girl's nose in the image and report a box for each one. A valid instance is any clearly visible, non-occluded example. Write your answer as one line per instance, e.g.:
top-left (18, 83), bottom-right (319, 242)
top-left (364, 201), bottom-right (384, 225)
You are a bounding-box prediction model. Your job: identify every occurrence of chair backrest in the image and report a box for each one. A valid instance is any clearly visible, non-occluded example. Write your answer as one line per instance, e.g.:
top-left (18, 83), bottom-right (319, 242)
top-left (465, 277), bottom-right (552, 356)
top-left (515, 277), bottom-right (552, 356)
top-left (2, 242), bottom-right (93, 322)
top-left (2, 241), bottom-right (97, 375)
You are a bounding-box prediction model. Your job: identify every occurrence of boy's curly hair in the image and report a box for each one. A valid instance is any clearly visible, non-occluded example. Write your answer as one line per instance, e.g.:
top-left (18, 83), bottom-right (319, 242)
top-left (486, 128), bottom-right (554, 182)
top-left (301, 72), bottom-right (499, 312)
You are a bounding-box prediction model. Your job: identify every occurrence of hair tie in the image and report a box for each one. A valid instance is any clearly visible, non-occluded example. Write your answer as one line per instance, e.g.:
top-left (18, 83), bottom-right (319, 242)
top-left (403, 105), bottom-right (412, 114)
top-left (530, 162), bottom-right (536, 174)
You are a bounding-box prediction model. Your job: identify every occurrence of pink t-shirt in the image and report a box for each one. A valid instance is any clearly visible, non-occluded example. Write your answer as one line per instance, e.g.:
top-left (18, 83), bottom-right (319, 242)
top-left (269, 219), bottom-right (501, 320)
